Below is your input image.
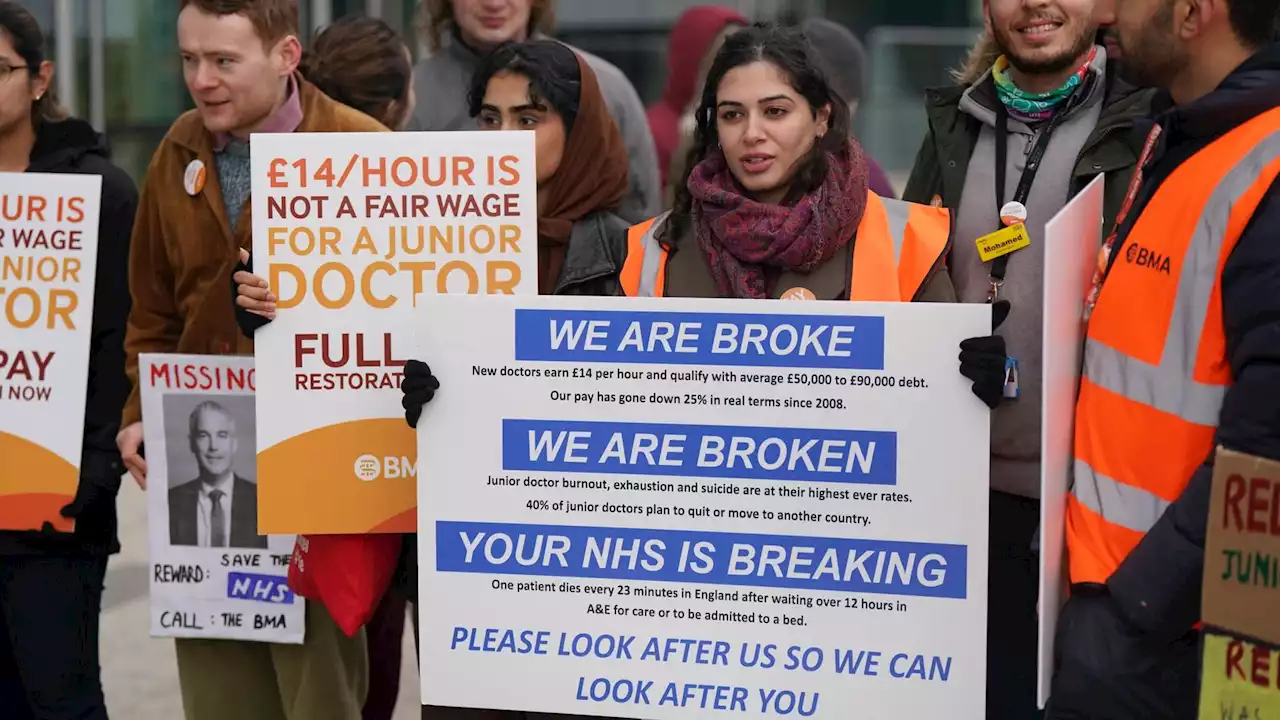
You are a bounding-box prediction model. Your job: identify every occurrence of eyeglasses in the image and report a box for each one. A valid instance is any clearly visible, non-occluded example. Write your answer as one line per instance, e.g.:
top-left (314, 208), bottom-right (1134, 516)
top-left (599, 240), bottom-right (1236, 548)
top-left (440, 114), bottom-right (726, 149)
top-left (0, 64), bottom-right (28, 81)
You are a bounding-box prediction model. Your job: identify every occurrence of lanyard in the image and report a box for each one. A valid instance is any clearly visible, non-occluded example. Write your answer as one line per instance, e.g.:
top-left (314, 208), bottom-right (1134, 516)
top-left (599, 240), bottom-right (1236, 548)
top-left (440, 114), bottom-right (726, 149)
top-left (1083, 122), bottom-right (1164, 319)
top-left (988, 106), bottom-right (1065, 300)
top-left (987, 73), bottom-right (1095, 302)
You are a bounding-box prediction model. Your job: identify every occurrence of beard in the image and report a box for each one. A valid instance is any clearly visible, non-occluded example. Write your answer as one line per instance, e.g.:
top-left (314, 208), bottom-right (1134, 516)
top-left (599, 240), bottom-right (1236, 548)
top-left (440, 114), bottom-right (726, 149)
top-left (991, 13), bottom-right (1097, 76)
top-left (1117, 3), bottom-right (1188, 89)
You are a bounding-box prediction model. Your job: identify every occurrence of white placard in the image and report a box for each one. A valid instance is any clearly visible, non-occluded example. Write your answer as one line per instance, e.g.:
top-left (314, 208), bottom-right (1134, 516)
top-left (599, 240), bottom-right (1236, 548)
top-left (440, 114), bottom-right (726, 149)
top-left (250, 131), bottom-right (539, 534)
top-left (141, 353), bottom-right (303, 644)
top-left (0, 172), bottom-right (101, 531)
top-left (416, 294), bottom-right (992, 718)
top-left (1037, 174), bottom-right (1105, 707)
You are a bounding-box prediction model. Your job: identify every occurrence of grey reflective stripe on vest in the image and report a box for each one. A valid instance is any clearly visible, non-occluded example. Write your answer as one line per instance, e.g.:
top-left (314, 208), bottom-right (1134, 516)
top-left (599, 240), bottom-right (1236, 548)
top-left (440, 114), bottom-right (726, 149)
top-left (1073, 127), bottom-right (1280, 531)
top-left (880, 196), bottom-right (913, 267)
top-left (633, 210), bottom-right (671, 297)
top-left (1073, 459), bottom-right (1171, 534)
top-left (1083, 342), bottom-right (1225, 426)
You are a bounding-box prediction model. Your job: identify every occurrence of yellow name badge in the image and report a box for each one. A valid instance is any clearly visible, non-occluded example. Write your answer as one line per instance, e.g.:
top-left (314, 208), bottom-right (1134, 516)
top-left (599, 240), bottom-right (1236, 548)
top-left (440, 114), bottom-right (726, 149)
top-left (975, 223), bottom-right (1032, 263)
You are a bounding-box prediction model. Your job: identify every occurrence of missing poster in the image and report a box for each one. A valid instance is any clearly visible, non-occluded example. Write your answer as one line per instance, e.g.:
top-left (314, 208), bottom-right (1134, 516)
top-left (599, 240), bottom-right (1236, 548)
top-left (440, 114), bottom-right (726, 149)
top-left (141, 353), bottom-right (303, 644)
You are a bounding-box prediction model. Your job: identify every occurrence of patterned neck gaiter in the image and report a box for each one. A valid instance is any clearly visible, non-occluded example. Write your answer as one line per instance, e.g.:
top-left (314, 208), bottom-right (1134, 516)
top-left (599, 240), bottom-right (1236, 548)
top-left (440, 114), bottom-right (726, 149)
top-left (992, 46), bottom-right (1097, 122)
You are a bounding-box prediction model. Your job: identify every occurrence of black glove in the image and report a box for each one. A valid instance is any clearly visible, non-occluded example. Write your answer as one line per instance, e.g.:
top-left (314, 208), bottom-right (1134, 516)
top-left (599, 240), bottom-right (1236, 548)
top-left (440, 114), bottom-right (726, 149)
top-left (56, 451), bottom-right (124, 538)
top-left (401, 359), bottom-right (441, 429)
top-left (958, 299), bottom-right (1011, 409)
top-left (232, 251), bottom-right (271, 338)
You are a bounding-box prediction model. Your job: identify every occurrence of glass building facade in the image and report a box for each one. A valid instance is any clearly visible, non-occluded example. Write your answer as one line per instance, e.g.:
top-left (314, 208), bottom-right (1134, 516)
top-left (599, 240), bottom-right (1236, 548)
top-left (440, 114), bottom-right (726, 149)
top-left (33, 0), bottom-right (982, 184)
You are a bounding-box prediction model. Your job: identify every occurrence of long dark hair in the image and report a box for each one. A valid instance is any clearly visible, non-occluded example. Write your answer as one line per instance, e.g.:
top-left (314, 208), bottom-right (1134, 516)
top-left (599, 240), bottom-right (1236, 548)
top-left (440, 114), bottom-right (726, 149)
top-left (660, 22), bottom-right (850, 250)
top-left (467, 40), bottom-right (582, 133)
top-left (0, 1), bottom-right (66, 126)
top-left (301, 16), bottom-right (412, 129)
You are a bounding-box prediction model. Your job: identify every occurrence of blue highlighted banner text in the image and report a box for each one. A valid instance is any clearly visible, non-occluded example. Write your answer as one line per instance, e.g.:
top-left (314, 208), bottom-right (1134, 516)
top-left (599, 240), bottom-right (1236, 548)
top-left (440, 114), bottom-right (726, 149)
top-left (501, 419), bottom-right (897, 485)
top-left (435, 521), bottom-right (966, 599)
top-left (513, 309), bottom-right (886, 370)
top-left (227, 572), bottom-right (296, 604)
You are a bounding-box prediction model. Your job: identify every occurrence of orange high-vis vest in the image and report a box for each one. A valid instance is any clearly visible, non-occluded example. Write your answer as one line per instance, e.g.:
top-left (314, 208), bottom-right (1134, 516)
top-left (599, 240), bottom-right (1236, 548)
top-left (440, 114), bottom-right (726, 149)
top-left (618, 191), bottom-right (951, 299)
top-left (1068, 105), bottom-right (1280, 585)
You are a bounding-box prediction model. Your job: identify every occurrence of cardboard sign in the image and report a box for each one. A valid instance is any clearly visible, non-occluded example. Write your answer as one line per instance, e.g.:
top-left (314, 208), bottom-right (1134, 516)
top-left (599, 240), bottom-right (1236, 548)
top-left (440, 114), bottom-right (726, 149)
top-left (1200, 448), bottom-right (1280, 718)
top-left (1203, 447), bottom-right (1280, 645)
top-left (1199, 630), bottom-right (1280, 719)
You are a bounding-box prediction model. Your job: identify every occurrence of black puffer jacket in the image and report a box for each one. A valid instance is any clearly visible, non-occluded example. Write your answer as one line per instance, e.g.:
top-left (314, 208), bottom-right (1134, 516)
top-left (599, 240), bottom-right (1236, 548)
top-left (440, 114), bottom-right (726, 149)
top-left (0, 118), bottom-right (138, 556)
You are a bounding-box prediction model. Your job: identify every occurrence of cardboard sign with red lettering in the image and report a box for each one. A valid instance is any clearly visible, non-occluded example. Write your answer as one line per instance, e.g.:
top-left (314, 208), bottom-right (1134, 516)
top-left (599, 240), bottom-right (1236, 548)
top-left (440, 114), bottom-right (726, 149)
top-left (1199, 631), bottom-right (1280, 718)
top-left (1203, 447), bottom-right (1280, 644)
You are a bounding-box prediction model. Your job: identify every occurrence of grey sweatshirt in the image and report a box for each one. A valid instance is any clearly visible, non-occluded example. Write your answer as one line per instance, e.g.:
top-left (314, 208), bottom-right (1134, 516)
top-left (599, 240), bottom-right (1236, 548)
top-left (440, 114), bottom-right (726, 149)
top-left (950, 47), bottom-right (1108, 499)
top-left (409, 31), bottom-right (661, 224)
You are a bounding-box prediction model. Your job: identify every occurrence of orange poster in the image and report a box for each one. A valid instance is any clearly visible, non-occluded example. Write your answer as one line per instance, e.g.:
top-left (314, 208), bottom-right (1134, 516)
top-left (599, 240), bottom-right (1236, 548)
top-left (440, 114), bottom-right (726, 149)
top-left (0, 172), bottom-right (101, 530)
top-left (250, 131), bottom-right (537, 533)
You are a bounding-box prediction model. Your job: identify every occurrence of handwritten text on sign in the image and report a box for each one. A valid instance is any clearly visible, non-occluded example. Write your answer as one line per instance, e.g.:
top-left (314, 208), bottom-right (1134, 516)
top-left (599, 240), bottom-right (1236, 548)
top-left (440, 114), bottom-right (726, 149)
top-left (142, 354), bottom-right (304, 644)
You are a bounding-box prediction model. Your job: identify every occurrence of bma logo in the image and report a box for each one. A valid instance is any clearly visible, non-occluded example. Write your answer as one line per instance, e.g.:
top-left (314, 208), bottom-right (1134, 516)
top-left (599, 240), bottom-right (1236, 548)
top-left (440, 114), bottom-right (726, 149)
top-left (1125, 243), bottom-right (1172, 275)
top-left (353, 454), bottom-right (416, 482)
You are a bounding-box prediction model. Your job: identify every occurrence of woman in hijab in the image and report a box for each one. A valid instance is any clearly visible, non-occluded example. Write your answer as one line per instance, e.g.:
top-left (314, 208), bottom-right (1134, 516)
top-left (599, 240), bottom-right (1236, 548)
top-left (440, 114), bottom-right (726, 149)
top-left (469, 39), bottom-right (632, 295)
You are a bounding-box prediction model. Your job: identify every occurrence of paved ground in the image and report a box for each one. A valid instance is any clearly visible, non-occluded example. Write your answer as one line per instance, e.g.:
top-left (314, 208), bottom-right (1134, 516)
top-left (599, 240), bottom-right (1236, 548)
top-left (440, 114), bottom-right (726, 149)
top-left (101, 479), bottom-right (421, 719)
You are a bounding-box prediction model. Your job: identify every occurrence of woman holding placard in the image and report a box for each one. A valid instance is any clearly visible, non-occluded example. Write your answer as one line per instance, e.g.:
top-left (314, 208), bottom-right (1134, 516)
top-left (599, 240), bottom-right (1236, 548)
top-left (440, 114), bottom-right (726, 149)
top-left (0, 2), bottom-right (138, 718)
top-left (396, 24), bottom-right (961, 420)
top-left (619, 22), bottom-right (955, 303)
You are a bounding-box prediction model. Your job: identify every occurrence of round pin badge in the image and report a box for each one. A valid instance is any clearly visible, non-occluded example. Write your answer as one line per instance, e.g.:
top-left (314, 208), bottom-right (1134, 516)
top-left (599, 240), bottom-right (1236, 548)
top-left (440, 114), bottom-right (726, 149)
top-left (929, 194), bottom-right (944, 207)
top-left (1000, 200), bottom-right (1028, 227)
top-left (183, 159), bottom-right (207, 197)
top-left (780, 287), bottom-right (817, 301)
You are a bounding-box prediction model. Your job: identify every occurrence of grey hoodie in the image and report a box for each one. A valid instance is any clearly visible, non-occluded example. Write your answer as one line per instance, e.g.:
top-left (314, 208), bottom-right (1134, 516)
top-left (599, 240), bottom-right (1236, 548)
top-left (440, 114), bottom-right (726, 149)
top-left (950, 47), bottom-right (1109, 499)
top-left (409, 31), bottom-right (661, 224)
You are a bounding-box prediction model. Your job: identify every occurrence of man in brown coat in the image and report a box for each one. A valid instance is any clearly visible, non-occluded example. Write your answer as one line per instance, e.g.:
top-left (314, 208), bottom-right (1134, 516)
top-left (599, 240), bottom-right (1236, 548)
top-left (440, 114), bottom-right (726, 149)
top-left (116, 1), bottom-right (384, 718)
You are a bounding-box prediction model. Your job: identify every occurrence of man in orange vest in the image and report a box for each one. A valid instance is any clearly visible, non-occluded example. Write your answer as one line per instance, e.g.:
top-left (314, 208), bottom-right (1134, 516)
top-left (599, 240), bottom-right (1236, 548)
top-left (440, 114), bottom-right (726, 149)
top-left (1047, 0), bottom-right (1280, 717)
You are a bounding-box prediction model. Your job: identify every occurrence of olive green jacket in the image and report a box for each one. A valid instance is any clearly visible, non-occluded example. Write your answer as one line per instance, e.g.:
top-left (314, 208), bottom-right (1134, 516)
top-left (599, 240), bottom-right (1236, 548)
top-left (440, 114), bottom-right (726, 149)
top-left (903, 63), bottom-right (1154, 234)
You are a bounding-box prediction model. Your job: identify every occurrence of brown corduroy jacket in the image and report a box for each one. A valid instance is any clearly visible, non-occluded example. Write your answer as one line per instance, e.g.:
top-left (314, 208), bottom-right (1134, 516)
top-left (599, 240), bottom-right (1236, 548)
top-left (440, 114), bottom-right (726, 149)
top-left (121, 77), bottom-right (387, 425)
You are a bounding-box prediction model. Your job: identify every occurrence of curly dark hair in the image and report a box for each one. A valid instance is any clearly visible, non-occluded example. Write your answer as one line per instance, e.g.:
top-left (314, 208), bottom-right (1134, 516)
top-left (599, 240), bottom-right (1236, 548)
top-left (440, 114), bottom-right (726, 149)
top-left (659, 22), bottom-right (851, 250)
